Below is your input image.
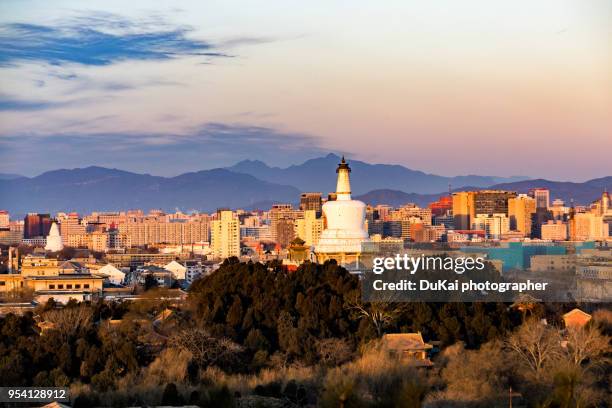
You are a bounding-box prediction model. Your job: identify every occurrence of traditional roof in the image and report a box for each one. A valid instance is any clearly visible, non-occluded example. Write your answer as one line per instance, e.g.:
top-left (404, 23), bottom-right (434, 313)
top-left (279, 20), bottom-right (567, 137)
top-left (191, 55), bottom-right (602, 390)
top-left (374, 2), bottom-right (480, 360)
top-left (563, 308), bottom-right (592, 328)
top-left (382, 332), bottom-right (433, 351)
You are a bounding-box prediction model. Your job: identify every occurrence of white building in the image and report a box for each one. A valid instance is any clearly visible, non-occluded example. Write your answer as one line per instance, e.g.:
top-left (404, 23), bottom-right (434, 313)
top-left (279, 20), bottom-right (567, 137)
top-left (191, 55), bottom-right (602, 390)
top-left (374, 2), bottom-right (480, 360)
top-left (314, 157), bottom-right (374, 271)
top-left (96, 264), bottom-right (126, 285)
top-left (44, 222), bottom-right (64, 252)
top-left (164, 260), bottom-right (187, 280)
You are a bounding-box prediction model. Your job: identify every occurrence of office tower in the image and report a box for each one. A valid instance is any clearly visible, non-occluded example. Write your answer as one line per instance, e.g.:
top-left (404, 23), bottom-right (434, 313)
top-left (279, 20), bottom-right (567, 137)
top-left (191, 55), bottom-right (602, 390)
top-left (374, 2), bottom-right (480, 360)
top-left (60, 212), bottom-right (86, 239)
top-left (508, 195), bottom-right (536, 237)
top-left (269, 204), bottom-right (301, 243)
top-left (294, 210), bottom-right (324, 246)
top-left (474, 190), bottom-right (516, 216)
top-left (452, 191), bottom-right (475, 230)
top-left (471, 214), bottom-right (510, 239)
top-left (550, 199), bottom-right (569, 221)
top-left (299, 192), bottom-right (323, 215)
top-left (211, 210), bottom-right (240, 259)
top-left (23, 213), bottom-right (52, 239)
top-left (0, 210), bottom-right (9, 228)
top-left (453, 190), bottom-right (516, 231)
top-left (276, 218), bottom-right (296, 248)
top-left (529, 188), bottom-right (550, 210)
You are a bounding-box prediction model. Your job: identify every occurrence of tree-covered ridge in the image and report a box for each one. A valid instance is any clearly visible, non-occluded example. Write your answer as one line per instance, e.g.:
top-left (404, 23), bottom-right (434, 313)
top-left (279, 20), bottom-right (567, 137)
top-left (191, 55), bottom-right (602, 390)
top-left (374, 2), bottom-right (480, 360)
top-left (0, 260), bottom-right (609, 407)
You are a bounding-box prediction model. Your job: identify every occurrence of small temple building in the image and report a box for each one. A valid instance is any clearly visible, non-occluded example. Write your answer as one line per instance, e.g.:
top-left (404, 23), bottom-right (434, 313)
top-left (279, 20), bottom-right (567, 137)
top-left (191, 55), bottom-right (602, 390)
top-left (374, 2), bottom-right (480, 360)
top-left (381, 332), bottom-right (434, 367)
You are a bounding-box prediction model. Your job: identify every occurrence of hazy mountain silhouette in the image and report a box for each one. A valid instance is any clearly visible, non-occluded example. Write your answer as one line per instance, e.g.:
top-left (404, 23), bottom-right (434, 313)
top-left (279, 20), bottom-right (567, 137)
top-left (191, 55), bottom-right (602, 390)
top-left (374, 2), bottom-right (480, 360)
top-left (227, 153), bottom-right (527, 194)
top-left (0, 166), bottom-right (300, 215)
top-left (0, 160), bottom-right (607, 216)
top-left (0, 172), bottom-right (24, 180)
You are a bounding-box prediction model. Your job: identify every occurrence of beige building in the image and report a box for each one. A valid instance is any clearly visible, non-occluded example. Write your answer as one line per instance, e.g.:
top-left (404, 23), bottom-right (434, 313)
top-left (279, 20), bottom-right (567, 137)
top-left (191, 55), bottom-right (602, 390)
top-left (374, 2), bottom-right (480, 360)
top-left (541, 220), bottom-right (568, 241)
top-left (118, 220), bottom-right (209, 247)
top-left (530, 255), bottom-right (576, 272)
top-left (471, 214), bottom-right (510, 239)
top-left (0, 253), bottom-right (104, 303)
top-left (508, 195), bottom-right (536, 236)
top-left (294, 210), bottom-right (324, 246)
top-left (570, 213), bottom-right (607, 241)
top-left (0, 210), bottom-right (9, 228)
top-left (211, 210), bottom-right (240, 259)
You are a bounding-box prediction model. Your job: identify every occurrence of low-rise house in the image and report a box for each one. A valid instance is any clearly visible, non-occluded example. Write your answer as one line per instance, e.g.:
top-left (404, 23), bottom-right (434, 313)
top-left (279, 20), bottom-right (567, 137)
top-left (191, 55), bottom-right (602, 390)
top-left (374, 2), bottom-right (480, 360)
top-left (95, 263), bottom-right (126, 285)
top-left (381, 332), bottom-right (434, 367)
top-left (135, 265), bottom-right (175, 288)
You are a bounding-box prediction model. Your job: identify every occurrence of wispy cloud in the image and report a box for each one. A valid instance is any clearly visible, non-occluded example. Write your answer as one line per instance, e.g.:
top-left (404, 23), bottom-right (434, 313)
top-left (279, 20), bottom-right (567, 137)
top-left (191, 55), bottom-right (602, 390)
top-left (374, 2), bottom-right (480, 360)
top-left (0, 12), bottom-right (226, 67)
top-left (0, 123), bottom-right (329, 176)
top-left (0, 93), bottom-right (109, 111)
top-left (0, 94), bottom-right (64, 111)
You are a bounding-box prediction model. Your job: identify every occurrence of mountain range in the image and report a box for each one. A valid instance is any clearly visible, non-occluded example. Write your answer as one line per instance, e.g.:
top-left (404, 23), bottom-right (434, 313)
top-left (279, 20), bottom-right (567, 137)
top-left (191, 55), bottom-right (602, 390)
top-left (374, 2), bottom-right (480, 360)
top-left (227, 154), bottom-right (525, 194)
top-left (0, 154), bottom-right (609, 216)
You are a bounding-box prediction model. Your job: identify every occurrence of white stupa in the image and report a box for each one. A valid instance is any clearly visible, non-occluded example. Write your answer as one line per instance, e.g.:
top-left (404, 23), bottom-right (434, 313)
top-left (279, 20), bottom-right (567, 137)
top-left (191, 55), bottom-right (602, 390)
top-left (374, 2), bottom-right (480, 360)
top-left (314, 157), bottom-right (373, 270)
top-left (44, 222), bottom-right (64, 252)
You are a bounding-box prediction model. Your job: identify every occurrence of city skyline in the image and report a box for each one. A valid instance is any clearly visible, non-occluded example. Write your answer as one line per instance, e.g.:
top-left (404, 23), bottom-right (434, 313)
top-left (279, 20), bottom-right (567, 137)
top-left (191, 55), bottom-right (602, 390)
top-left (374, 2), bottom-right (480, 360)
top-left (1, 0), bottom-right (611, 180)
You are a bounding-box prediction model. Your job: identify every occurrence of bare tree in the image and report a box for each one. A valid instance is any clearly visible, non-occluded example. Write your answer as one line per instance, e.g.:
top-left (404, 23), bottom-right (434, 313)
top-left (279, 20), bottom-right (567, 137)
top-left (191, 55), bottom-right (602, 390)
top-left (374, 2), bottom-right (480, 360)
top-left (563, 325), bottom-right (611, 371)
top-left (43, 304), bottom-right (92, 341)
top-left (170, 327), bottom-right (243, 369)
top-left (316, 338), bottom-right (354, 366)
top-left (505, 318), bottom-right (562, 381)
top-left (346, 292), bottom-right (401, 337)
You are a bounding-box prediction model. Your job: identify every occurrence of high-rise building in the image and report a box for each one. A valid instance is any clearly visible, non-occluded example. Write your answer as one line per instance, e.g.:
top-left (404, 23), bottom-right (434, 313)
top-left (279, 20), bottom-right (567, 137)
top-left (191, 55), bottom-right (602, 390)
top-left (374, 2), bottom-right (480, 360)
top-left (529, 188), bottom-right (550, 210)
top-left (294, 210), bottom-right (324, 246)
top-left (211, 210), bottom-right (240, 259)
top-left (299, 192), bottom-right (323, 215)
top-left (452, 191), bottom-right (475, 230)
top-left (471, 214), bottom-right (510, 239)
top-left (269, 204), bottom-right (301, 243)
top-left (508, 195), bottom-right (536, 237)
top-left (24, 213), bottom-right (52, 239)
top-left (60, 212), bottom-right (86, 240)
top-left (452, 190), bottom-right (516, 231)
top-left (0, 210), bottom-right (9, 228)
top-left (474, 190), bottom-right (516, 216)
top-left (276, 218), bottom-right (296, 248)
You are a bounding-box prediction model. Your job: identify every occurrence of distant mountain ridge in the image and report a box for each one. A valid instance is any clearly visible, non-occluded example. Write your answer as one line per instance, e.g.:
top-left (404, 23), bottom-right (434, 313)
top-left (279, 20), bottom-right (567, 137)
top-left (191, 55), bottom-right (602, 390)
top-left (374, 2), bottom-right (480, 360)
top-left (0, 157), bottom-right (608, 216)
top-left (227, 153), bottom-right (527, 195)
top-left (0, 166), bottom-right (300, 215)
top-left (0, 172), bottom-right (23, 180)
top-left (355, 177), bottom-right (612, 207)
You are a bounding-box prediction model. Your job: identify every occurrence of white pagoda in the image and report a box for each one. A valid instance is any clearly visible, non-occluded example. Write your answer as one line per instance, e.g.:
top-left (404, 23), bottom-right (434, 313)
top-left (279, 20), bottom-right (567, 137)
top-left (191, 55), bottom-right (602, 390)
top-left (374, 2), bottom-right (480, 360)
top-left (44, 222), bottom-right (64, 252)
top-left (314, 157), bottom-right (374, 271)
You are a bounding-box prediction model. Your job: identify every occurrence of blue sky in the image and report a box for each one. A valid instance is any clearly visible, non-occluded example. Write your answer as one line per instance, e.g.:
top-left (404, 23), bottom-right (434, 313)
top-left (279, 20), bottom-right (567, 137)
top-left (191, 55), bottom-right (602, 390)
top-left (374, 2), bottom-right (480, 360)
top-left (0, 0), bottom-right (610, 180)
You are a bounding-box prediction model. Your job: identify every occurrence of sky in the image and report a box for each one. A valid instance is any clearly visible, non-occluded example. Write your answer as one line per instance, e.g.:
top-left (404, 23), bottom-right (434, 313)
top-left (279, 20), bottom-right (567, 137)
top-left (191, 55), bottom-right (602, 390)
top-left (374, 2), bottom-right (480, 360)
top-left (0, 0), bottom-right (610, 181)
